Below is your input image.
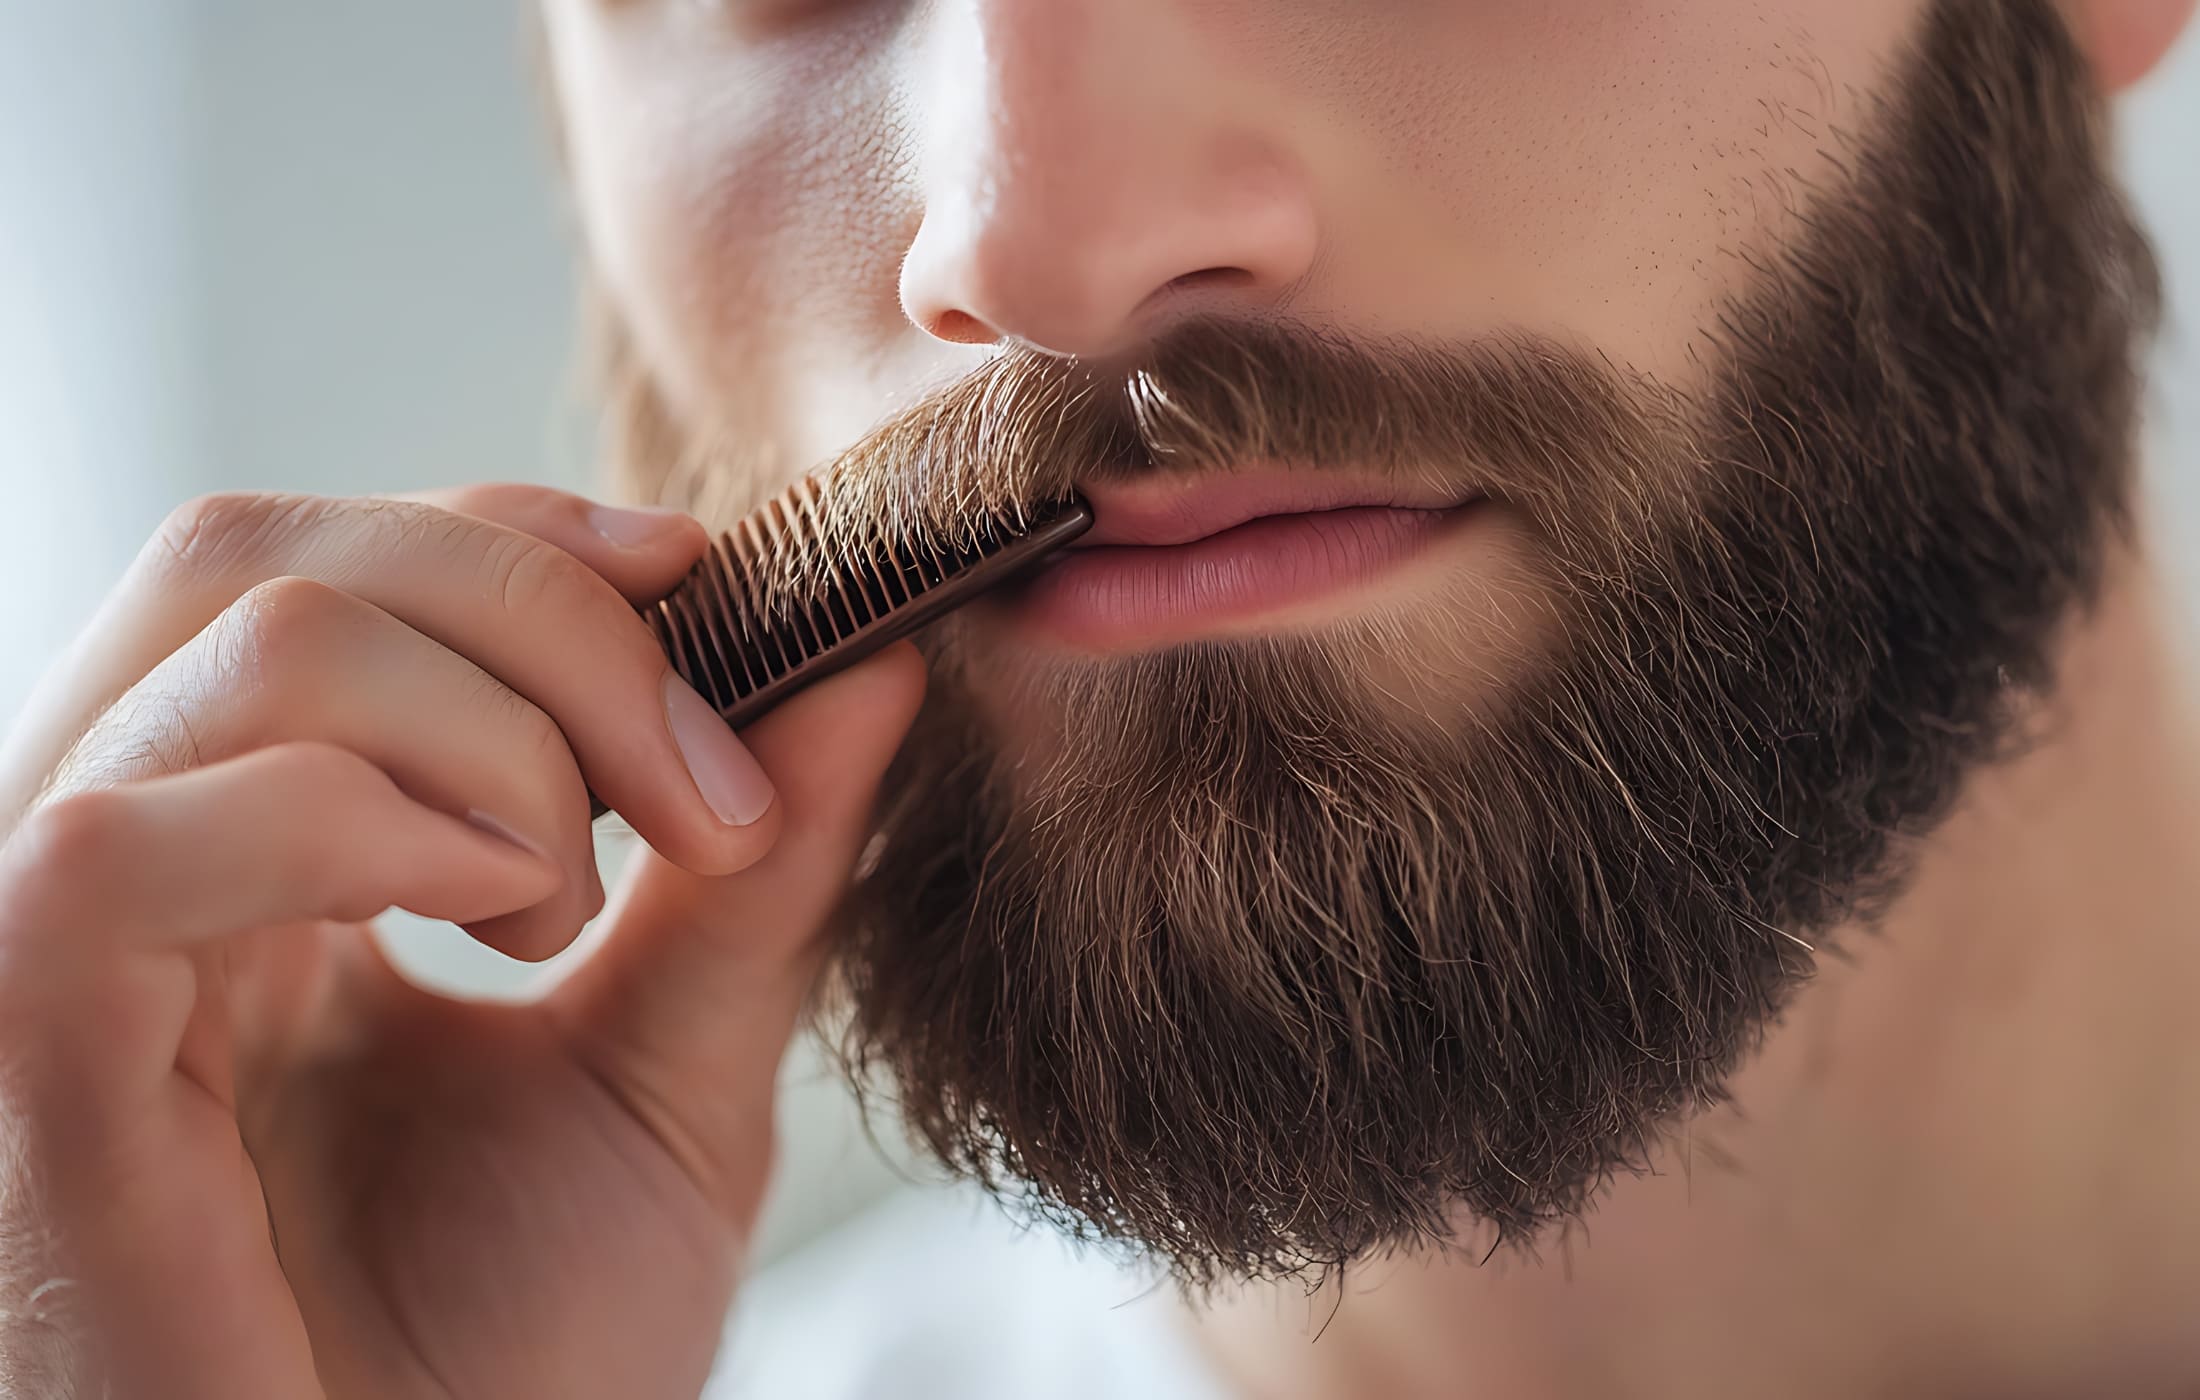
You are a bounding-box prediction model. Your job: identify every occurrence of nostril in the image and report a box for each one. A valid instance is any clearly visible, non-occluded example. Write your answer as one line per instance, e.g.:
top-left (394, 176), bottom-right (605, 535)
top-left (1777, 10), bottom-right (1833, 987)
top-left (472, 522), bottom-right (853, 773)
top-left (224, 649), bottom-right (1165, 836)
top-left (928, 308), bottom-right (998, 346)
top-left (1168, 266), bottom-right (1256, 295)
top-left (1139, 266), bottom-right (1259, 322)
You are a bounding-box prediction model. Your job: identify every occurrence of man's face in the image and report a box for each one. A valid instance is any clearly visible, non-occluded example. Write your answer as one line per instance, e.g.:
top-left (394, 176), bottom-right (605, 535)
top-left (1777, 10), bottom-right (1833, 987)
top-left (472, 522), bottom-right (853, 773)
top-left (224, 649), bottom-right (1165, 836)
top-left (542, 0), bottom-right (2156, 1281)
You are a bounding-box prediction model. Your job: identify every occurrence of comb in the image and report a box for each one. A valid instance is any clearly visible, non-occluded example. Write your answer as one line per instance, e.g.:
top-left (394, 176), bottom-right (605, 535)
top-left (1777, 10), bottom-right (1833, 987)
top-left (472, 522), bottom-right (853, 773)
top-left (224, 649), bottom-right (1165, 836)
top-left (590, 475), bottom-right (1094, 821)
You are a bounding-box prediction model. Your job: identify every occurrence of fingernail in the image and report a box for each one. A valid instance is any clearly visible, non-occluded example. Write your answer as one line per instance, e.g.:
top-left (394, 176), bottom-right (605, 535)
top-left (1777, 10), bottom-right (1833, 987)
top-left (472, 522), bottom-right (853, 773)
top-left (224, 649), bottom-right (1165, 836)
top-left (591, 502), bottom-right (693, 551)
top-left (464, 808), bottom-right (554, 862)
top-left (663, 674), bottom-right (777, 826)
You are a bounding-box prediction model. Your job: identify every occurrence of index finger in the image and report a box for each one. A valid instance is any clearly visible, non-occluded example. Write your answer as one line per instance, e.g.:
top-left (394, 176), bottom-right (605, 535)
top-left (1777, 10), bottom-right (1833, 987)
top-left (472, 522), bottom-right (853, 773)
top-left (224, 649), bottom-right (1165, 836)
top-left (15, 489), bottom-right (771, 878)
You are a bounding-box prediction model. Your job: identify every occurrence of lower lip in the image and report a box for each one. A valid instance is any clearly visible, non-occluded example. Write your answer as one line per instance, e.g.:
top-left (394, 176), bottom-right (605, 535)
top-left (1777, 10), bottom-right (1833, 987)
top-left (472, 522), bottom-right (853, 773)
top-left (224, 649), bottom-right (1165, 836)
top-left (991, 504), bottom-right (1477, 651)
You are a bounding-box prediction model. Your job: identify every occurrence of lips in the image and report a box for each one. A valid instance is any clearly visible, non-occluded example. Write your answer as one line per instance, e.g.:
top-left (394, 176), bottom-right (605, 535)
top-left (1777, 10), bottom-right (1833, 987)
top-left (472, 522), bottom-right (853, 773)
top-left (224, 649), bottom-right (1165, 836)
top-left (1072, 470), bottom-right (1468, 548)
top-left (991, 469), bottom-right (1484, 652)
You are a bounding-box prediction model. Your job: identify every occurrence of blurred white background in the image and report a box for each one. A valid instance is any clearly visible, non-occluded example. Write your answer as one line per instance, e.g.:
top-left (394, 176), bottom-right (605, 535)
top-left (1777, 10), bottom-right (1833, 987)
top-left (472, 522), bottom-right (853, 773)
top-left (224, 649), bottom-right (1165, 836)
top-left (1, 2), bottom-right (2195, 1268)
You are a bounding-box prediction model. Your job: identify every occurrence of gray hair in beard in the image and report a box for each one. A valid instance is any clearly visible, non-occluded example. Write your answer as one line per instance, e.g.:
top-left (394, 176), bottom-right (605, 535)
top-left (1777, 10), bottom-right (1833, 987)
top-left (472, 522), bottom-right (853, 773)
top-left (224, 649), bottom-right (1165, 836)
top-left (602, 0), bottom-right (2159, 1285)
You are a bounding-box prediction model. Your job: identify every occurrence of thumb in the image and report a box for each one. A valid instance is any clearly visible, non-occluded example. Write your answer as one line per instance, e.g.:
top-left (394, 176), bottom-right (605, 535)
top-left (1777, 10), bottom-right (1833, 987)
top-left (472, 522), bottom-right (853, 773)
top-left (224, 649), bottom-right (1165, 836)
top-left (546, 641), bottom-right (928, 1219)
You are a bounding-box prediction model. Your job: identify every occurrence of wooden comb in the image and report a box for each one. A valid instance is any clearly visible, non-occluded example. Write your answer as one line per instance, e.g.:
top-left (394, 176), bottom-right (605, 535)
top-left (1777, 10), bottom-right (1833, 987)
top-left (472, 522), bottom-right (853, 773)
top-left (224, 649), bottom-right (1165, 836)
top-left (590, 475), bottom-right (1094, 821)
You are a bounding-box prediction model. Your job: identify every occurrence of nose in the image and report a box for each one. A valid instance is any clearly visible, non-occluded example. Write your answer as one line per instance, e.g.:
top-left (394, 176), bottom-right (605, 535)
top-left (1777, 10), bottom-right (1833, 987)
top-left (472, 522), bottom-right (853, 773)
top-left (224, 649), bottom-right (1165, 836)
top-left (898, 0), bottom-right (1320, 358)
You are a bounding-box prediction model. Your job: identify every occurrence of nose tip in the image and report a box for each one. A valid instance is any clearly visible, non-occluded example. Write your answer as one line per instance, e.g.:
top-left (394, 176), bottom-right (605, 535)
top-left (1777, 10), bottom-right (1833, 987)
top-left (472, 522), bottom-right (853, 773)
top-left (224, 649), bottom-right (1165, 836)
top-left (899, 143), bottom-right (1319, 359)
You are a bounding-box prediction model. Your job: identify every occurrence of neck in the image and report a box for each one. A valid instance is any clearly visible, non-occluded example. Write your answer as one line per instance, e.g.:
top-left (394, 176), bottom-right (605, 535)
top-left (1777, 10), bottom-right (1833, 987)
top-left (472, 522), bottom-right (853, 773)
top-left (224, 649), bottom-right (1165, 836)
top-left (1193, 550), bottom-right (2200, 1399)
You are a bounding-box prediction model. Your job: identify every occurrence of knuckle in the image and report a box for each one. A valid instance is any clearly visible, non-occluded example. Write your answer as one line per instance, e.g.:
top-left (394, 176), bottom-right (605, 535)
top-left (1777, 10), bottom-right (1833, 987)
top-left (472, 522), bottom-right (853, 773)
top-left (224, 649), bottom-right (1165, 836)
top-left (3, 790), bottom-right (135, 893)
top-left (430, 481), bottom-right (573, 526)
top-left (0, 794), bottom-right (142, 996)
top-left (359, 494), bottom-right (470, 555)
top-left (150, 491), bottom-right (320, 576)
top-left (522, 704), bottom-right (576, 774)
top-left (472, 672), bottom-right (570, 770)
top-left (480, 531), bottom-right (662, 671)
top-left (461, 676), bottom-right (587, 829)
top-left (261, 739), bottom-right (381, 799)
top-left (461, 518), bottom-right (662, 690)
top-left (480, 529), bottom-right (589, 619)
top-left (219, 576), bottom-right (357, 686)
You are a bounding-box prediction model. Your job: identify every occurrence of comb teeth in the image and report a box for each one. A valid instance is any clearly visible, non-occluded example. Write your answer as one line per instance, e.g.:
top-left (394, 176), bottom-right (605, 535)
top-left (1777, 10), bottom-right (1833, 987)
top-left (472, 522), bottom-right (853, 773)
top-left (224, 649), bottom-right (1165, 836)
top-left (647, 473), bottom-right (1093, 730)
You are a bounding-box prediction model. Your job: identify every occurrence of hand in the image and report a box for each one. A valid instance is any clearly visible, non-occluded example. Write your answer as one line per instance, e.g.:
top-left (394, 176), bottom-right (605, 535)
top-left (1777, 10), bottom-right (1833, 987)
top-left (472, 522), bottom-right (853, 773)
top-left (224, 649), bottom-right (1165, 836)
top-left (0, 486), bottom-right (927, 1399)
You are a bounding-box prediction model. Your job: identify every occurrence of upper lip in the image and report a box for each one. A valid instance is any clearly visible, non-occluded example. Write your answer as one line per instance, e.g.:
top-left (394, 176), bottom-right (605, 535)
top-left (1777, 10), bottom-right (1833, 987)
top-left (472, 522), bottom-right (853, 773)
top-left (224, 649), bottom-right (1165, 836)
top-left (1074, 469), bottom-right (1474, 548)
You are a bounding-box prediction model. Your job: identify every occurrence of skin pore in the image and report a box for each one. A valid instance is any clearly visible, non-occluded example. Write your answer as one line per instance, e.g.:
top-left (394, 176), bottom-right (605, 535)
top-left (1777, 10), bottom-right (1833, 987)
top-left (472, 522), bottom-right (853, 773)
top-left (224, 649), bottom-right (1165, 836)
top-left (541, 0), bottom-right (2200, 1394)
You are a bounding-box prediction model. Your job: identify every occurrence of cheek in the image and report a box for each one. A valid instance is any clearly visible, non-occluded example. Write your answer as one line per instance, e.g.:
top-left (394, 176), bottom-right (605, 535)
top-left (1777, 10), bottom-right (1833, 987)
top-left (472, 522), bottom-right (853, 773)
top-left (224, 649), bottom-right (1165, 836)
top-left (560, 13), bottom-right (918, 466)
top-left (1275, 0), bottom-right (1919, 383)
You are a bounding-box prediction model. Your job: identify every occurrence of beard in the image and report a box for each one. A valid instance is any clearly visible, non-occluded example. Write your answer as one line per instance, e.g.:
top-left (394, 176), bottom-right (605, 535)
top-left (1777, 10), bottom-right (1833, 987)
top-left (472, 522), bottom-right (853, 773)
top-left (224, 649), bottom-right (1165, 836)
top-left (602, 0), bottom-right (2159, 1284)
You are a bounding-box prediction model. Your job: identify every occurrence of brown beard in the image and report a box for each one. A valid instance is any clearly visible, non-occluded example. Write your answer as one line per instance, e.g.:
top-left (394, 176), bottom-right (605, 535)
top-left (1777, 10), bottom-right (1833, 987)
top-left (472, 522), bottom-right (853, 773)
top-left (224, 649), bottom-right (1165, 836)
top-left (599, 0), bottom-right (2159, 1285)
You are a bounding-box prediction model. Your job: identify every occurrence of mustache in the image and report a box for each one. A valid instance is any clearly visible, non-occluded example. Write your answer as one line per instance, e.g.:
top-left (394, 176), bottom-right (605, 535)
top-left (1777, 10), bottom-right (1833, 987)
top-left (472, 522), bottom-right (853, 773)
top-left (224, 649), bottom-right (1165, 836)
top-left (721, 316), bottom-right (1689, 603)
